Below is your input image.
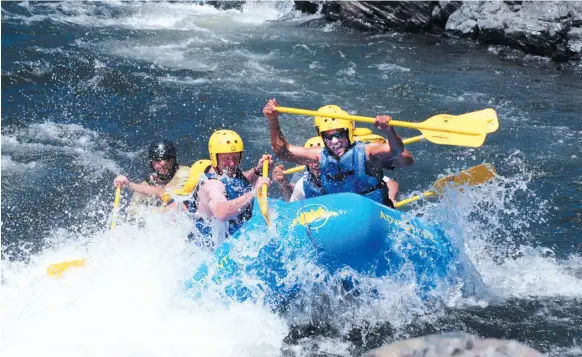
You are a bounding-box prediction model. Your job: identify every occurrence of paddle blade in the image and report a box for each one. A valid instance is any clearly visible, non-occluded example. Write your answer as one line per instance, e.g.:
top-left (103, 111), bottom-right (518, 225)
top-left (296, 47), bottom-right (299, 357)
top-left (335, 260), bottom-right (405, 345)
top-left (47, 259), bottom-right (86, 277)
top-left (432, 163), bottom-right (497, 194)
top-left (419, 129), bottom-right (486, 148)
top-left (402, 135), bottom-right (424, 145)
top-left (413, 110), bottom-right (499, 147)
top-left (456, 108), bottom-right (499, 133)
top-left (395, 164), bottom-right (497, 208)
top-left (421, 109), bottom-right (498, 135)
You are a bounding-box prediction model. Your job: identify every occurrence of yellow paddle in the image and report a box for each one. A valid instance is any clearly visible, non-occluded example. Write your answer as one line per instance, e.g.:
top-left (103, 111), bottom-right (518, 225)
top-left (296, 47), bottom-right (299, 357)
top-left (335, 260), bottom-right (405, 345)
top-left (275, 107), bottom-right (498, 148)
top-left (394, 163), bottom-right (497, 208)
top-left (46, 187), bottom-right (121, 277)
top-left (46, 258), bottom-right (86, 278)
top-left (283, 135), bottom-right (425, 175)
top-left (257, 160), bottom-right (270, 225)
top-left (283, 165), bottom-right (306, 175)
top-left (110, 186), bottom-right (121, 229)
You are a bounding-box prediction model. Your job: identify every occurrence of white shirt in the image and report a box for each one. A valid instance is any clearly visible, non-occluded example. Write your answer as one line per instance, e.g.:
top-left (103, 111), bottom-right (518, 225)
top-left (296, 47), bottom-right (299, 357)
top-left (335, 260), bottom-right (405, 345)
top-left (289, 175), bottom-right (391, 202)
top-left (289, 176), bottom-right (306, 202)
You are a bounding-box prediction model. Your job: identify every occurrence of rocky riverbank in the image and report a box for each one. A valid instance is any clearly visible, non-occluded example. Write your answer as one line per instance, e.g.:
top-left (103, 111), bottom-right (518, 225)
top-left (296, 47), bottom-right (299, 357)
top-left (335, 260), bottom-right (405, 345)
top-left (294, 1), bottom-right (582, 62)
top-left (363, 332), bottom-right (544, 357)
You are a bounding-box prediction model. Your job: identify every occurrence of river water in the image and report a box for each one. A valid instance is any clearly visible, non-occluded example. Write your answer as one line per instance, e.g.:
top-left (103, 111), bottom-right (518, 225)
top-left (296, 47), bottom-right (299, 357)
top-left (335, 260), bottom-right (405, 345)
top-left (2, 2), bottom-right (582, 356)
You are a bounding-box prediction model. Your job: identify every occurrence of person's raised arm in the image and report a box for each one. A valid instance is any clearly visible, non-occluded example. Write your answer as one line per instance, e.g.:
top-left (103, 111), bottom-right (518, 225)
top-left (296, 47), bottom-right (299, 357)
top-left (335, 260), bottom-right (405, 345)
top-left (366, 115), bottom-right (405, 168)
top-left (263, 98), bottom-right (320, 165)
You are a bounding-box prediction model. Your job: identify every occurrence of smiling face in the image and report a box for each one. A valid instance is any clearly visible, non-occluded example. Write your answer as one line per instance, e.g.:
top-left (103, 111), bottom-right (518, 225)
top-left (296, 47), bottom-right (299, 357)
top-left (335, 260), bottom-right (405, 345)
top-left (151, 157), bottom-right (175, 176)
top-left (216, 152), bottom-right (242, 177)
top-left (307, 161), bottom-right (320, 177)
top-left (321, 129), bottom-right (350, 157)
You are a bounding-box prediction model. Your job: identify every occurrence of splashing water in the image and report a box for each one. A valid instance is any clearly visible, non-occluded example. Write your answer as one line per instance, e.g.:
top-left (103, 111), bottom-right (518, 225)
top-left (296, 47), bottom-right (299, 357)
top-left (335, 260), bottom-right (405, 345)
top-left (3, 1), bottom-right (582, 356)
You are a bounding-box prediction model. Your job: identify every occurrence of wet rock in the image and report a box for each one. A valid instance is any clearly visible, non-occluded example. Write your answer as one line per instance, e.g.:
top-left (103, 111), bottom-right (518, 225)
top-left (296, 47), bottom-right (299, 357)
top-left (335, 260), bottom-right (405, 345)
top-left (362, 332), bottom-right (544, 357)
top-left (446, 1), bottom-right (582, 61)
top-left (294, 1), bottom-right (582, 62)
top-left (319, 1), bottom-right (438, 33)
top-left (205, 1), bottom-right (245, 11)
top-left (432, 1), bottom-right (463, 29)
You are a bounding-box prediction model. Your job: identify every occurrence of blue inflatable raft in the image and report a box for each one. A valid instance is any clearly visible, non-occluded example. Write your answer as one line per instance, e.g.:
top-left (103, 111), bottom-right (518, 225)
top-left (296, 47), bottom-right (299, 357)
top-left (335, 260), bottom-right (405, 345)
top-left (185, 193), bottom-right (467, 307)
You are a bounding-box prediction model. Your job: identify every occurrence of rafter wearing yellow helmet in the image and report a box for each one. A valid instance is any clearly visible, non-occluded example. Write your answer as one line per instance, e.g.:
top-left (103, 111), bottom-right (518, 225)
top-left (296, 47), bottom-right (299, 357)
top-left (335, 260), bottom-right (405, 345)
top-left (264, 98), bottom-right (412, 208)
top-left (187, 129), bottom-right (272, 249)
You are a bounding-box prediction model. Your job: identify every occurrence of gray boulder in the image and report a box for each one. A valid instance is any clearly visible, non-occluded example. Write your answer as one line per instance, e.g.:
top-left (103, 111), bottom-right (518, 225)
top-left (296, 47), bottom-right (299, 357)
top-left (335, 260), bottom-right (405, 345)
top-left (317, 1), bottom-right (440, 32)
top-left (445, 1), bottom-right (582, 61)
top-left (362, 332), bottom-right (545, 357)
top-left (293, 1), bottom-right (582, 62)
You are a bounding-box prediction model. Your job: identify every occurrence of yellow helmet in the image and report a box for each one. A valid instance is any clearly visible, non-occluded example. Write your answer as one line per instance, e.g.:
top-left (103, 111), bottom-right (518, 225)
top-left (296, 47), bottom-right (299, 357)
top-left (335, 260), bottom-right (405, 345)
top-left (319, 118), bottom-right (354, 144)
top-left (355, 134), bottom-right (387, 144)
top-left (353, 127), bottom-right (372, 136)
top-left (304, 136), bottom-right (324, 149)
top-left (208, 130), bottom-right (244, 167)
top-left (313, 105), bottom-right (350, 135)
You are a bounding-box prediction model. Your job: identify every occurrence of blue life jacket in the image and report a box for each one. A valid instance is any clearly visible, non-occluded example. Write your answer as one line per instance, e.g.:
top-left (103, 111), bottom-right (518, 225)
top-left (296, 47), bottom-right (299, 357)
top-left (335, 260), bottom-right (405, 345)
top-left (189, 168), bottom-right (253, 246)
top-left (303, 171), bottom-right (324, 199)
top-left (320, 141), bottom-right (392, 207)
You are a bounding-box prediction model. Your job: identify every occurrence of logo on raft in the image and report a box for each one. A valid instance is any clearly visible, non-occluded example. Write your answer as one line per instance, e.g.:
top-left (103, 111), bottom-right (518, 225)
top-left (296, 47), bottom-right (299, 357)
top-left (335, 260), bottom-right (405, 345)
top-left (291, 204), bottom-right (339, 231)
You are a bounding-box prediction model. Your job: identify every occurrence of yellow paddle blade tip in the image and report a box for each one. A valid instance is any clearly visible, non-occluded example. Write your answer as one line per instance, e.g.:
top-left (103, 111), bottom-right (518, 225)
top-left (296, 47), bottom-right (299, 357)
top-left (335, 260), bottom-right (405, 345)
top-left (432, 163), bottom-right (497, 194)
top-left (46, 258), bottom-right (86, 277)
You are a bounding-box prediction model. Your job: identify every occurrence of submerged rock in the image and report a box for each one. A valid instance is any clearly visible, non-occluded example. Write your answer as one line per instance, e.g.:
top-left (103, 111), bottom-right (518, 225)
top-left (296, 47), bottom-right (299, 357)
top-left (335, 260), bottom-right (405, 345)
top-left (293, 1), bottom-right (582, 62)
top-left (362, 332), bottom-right (544, 357)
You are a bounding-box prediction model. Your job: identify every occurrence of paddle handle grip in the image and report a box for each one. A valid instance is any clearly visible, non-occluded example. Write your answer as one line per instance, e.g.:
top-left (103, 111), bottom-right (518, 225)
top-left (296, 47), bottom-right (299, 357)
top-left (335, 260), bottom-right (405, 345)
top-left (275, 106), bottom-right (481, 135)
top-left (111, 187), bottom-right (121, 229)
top-left (394, 191), bottom-right (437, 208)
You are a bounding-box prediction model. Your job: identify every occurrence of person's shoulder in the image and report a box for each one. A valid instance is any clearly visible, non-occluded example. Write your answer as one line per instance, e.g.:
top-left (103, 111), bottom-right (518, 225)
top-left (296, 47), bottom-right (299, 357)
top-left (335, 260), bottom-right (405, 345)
top-left (201, 178), bottom-right (225, 191)
top-left (176, 165), bottom-right (191, 174)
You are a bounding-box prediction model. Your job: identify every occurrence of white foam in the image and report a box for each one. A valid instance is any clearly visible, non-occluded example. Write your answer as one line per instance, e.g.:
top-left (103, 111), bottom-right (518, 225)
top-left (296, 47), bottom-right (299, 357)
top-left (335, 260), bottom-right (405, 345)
top-left (1, 122), bottom-right (126, 177)
top-left (373, 62), bottom-right (411, 73)
top-left (2, 211), bottom-right (288, 357)
top-left (415, 154), bottom-right (582, 304)
top-left (6, 1), bottom-right (312, 30)
top-left (1, 155), bottom-right (41, 174)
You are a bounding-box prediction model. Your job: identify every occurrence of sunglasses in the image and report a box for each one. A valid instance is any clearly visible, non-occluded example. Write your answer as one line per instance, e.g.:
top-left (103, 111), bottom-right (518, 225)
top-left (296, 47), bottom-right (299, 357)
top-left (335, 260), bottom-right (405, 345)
top-left (322, 130), bottom-right (348, 141)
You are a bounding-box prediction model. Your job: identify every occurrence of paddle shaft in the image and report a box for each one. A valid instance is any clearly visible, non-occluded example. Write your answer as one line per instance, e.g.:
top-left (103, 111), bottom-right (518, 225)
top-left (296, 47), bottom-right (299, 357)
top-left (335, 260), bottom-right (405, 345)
top-left (394, 192), bottom-right (436, 208)
top-left (111, 187), bottom-right (121, 229)
top-left (258, 160), bottom-right (270, 225)
top-left (275, 107), bottom-right (482, 136)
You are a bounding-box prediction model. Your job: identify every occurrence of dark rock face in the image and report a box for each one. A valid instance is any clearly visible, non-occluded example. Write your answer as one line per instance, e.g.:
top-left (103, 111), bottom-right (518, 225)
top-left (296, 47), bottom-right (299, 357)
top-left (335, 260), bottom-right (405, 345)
top-left (315, 1), bottom-right (440, 32)
top-left (362, 332), bottom-right (544, 357)
top-left (293, 1), bottom-right (582, 62)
